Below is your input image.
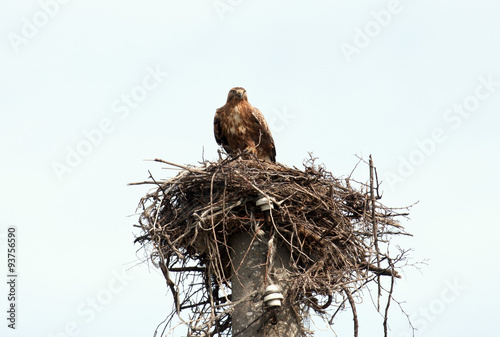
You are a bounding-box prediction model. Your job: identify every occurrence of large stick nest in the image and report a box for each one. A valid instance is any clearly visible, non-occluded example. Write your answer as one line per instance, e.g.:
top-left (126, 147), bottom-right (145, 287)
top-left (133, 156), bottom-right (411, 336)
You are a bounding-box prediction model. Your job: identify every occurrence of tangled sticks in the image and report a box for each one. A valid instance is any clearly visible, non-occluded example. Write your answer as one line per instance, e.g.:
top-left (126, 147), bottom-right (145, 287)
top-left (133, 156), bottom-right (412, 336)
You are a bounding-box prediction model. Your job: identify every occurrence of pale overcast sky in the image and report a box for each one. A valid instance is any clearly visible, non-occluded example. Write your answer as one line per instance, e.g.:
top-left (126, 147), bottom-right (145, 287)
top-left (1, 1), bottom-right (500, 336)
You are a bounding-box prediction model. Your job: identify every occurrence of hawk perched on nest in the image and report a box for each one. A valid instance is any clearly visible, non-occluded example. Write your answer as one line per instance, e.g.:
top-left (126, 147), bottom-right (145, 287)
top-left (214, 87), bottom-right (276, 162)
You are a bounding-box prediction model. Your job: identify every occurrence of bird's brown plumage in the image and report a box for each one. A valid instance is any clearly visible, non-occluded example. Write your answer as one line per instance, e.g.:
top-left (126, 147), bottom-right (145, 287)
top-left (214, 87), bottom-right (276, 162)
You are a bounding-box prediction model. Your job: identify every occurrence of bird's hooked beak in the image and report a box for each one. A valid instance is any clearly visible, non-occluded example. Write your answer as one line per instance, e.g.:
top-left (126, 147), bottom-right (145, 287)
top-left (235, 89), bottom-right (244, 98)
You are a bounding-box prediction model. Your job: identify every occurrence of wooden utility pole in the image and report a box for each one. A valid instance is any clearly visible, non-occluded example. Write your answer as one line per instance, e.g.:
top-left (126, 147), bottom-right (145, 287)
top-left (230, 229), bottom-right (302, 337)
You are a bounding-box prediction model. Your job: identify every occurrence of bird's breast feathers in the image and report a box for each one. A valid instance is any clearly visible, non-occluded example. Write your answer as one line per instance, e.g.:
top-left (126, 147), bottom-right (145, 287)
top-left (224, 105), bottom-right (252, 135)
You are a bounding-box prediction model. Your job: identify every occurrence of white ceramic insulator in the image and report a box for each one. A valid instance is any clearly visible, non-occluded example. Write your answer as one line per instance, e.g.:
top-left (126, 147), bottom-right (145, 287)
top-left (256, 196), bottom-right (273, 211)
top-left (264, 293), bottom-right (284, 307)
top-left (263, 285), bottom-right (284, 307)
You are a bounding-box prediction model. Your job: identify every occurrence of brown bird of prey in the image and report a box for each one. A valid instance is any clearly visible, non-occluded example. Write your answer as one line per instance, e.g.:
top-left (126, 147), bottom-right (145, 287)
top-left (214, 87), bottom-right (276, 162)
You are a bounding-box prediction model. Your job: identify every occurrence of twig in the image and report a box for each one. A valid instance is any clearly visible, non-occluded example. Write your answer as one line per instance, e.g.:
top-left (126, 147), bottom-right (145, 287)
top-left (383, 260), bottom-right (395, 337)
top-left (370, 155), bottom-right (382, 310)
top-left (151, 158), bottom-right (208, 174)
top-left (343, 286), bottom-right (358, 337)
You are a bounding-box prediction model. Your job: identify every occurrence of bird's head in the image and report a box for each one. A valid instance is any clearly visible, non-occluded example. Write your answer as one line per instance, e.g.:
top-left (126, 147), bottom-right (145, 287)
top-left (226, 87), bottom-right (248, 103)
